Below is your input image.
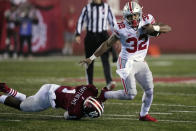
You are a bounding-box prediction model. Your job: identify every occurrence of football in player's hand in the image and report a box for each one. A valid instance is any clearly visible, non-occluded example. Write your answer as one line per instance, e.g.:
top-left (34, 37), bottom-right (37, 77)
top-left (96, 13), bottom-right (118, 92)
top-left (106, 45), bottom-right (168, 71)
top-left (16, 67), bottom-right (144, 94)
top-left (142, 24), bottom-right (159, 36)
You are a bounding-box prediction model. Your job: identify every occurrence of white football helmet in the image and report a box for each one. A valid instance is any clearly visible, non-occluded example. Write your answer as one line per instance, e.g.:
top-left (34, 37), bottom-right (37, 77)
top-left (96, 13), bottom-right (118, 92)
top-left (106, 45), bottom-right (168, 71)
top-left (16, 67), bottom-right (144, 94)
top-left (83, 96), bottom-right (104, 118)
top-left (123, 0), bottom-right (143, 27)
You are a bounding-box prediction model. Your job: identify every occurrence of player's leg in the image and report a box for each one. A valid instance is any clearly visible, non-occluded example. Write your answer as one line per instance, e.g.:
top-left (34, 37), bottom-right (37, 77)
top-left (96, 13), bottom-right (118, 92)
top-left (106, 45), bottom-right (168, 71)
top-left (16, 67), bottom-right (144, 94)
top-left (20, 84), bottom-right (59, 112)
top-left (27, 35), bottom-right (32, 57)
top-left (0, 83), bottom-right (26, 101)
top-left (19, 36), bottom-right (25, 57)
top-left (13, 32), bottom-right (18, 58)
top-left (102, 58), bottom-right (137, 100)
top-left (67, 33), bottom-right (74, 55)
top-left (4, 30), bottom-right (12, 58)
top-left (103, 75), bottom-right (137, 100)
top-left (84, 34), bottom-right (95, 85)
top-left (100, 51), bottom-right (111, 84)
top-left (135, 61), bottom-right (157, 122)
top-left (0, 95), bottom-right (22, 110)
top-left (85, 61), bottom-right (94, 84)
top-left (67, 42), bottom-right (73, 55)
top-left (100, 51), bottom-right (116, 90)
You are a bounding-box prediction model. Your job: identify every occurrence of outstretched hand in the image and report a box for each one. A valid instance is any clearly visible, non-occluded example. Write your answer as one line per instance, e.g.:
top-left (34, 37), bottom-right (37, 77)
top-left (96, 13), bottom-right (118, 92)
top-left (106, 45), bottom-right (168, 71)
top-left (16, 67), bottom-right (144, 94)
top-left (79, 58), bottom-right (92, 67)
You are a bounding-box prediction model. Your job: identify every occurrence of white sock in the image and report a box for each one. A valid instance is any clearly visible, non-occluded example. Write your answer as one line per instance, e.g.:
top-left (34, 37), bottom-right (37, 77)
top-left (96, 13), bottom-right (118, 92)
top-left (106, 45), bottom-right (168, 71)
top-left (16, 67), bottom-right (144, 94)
top-left (105, 90), bottom-right (135, 100)
top-left (0, 95), bottom-right (9, 104)
top-left (140, 89), bottom-right (153, 117)
top-left (8, 89), bottom-right (26, 101)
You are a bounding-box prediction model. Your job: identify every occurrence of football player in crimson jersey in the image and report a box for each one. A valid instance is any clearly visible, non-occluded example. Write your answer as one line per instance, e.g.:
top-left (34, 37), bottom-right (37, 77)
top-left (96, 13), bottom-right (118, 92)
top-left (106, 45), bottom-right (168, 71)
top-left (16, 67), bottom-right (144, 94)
top-left (0, 83), bottom-right (104, 120)
top-left (80, 0), bottom-right (171, 122)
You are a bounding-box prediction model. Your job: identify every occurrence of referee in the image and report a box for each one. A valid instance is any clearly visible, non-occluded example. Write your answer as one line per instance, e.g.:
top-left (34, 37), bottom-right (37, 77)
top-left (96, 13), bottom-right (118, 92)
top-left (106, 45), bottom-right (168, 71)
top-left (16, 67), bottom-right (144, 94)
top-left (75, 0), bottom-right (117, 90)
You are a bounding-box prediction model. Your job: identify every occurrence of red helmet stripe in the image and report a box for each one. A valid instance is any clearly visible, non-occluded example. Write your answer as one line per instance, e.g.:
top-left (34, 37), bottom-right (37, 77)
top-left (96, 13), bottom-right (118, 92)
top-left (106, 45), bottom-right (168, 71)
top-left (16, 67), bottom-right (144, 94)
top-left (129, 1), bottom-right (133, 13)
top-left (86, 99), bottom-right (102, 116)
top-left (89, 97), bottom-right (103, 113)
top-left (84, 96), bottom-right (104, 117)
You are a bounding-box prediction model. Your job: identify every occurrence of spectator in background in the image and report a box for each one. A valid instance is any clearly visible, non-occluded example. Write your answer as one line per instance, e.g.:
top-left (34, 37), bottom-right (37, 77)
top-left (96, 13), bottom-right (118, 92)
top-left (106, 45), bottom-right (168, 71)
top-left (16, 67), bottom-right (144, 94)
top-left (62, 5), bottom-right (77, 56)
top-left (4, 3), bottom-right (19, 59)
top-left (75, 0), bottom-right (117, 90)
top-left (17, 4), bottom-right (38, 58)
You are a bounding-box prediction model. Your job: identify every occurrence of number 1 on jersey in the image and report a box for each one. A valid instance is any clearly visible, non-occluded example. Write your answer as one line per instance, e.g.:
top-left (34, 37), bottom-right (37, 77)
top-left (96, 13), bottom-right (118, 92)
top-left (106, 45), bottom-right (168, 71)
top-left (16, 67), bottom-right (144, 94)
top-left (62, 88), bottom-right (76, 94)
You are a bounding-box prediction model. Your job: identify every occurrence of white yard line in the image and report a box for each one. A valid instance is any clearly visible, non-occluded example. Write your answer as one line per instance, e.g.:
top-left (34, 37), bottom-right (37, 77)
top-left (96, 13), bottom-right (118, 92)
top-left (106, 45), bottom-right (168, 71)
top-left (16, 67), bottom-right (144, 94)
top-left (102, 118), bottom-right (196, 123)
top-left (106, 103), bottom-right (196, 108)
top-left (157, 120), bottom-right (196, 123)
top-left (156, 92), bottom-right (196, 96)
top-left (104, 114), bottom-right (136, 117)
top-left (139, 112), bottom-right (173, 115)
top-left (103, 117), bottom-right (196, 123)
top-left (0, 113), bottom-right (63, 118)
top-left (171, 111), bottom-right (196, 113)
top-left (0, 119), bottom-right (21, 122)
top-left (0, 112), bottom-right (195, 123)
top-left (104, 113), bottom-right (173, 117)
top-left (0, 112), bottom-right (172, 118)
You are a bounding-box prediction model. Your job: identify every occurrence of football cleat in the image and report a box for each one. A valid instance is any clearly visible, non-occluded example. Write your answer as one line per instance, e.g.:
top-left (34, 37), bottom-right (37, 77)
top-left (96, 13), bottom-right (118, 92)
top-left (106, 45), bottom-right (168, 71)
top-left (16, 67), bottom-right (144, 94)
top-left (106, 81), bottom-right (116, 91)
top-left (98, 87), bottom-right (109, 102)
top-left (0, 83), bottom-right (10, 93)
top-left (139, 114), bottom-right (157, 122)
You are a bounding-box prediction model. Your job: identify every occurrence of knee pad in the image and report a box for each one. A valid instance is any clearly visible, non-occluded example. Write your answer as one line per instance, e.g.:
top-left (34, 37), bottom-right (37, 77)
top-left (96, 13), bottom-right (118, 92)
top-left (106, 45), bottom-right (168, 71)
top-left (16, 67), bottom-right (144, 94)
top-left (4, 96), bottom-right (22, 110)
top-left (145, 88), bottom-right (153, 97)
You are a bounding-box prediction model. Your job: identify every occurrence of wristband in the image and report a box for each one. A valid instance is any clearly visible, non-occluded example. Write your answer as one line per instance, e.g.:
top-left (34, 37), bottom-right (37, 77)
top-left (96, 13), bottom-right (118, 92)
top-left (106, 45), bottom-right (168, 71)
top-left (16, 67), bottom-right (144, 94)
top-left (153, 25), bottom-right (160, 32)
top-left (89, 54), bottom-right (97, 61)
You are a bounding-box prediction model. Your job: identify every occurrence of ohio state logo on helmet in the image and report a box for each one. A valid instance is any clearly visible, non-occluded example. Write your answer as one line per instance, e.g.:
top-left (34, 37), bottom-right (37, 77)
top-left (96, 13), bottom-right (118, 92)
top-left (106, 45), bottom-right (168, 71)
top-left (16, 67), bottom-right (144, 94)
top-left (83, 96), bottom-right (104, 118)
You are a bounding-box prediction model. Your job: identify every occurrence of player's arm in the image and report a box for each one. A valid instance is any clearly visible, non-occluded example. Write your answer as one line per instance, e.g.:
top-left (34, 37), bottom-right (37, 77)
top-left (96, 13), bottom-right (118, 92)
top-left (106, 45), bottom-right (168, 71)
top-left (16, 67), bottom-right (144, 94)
top-left (142, 23), bottom-right (172, 36)
top-left (153, 22), bottom-right (172, 33)
top-left (64, 111), bottom-right (81, 120)
top-left (79, 34), bottom-right (119, 66)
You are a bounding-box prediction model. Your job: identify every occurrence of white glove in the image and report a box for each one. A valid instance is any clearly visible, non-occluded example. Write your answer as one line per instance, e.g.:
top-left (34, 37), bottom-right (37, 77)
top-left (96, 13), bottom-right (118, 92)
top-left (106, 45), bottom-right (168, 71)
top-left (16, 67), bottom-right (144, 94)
top-left (64, 111), bottom-right (70, 120)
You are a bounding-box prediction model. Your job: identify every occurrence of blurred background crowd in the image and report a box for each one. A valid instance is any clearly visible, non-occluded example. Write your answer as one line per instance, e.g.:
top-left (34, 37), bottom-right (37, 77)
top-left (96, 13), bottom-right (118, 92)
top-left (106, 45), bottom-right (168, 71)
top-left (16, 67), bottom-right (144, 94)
top-left (0, 0), bottom-right (195, 59)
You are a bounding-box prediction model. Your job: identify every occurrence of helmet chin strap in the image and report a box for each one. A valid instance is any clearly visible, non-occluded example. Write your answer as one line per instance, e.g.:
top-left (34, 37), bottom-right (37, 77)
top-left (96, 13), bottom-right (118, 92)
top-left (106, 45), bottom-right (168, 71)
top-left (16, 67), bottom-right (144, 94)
top-left (125, 18), bottom-right (140, 29)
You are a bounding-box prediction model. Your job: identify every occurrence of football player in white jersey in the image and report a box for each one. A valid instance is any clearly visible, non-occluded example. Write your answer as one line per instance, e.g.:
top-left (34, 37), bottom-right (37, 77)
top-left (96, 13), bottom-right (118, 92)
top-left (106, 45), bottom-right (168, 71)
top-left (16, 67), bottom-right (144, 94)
top-left (80, 0), bottom-right (171, 122)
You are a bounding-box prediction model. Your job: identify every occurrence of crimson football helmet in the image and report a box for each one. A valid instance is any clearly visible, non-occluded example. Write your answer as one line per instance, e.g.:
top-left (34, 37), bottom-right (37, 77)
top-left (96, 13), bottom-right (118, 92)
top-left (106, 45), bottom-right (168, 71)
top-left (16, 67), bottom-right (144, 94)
top-left (123, 0), bottom-right (143, 27)
top-left (83, 96), bottom-right (104, 118)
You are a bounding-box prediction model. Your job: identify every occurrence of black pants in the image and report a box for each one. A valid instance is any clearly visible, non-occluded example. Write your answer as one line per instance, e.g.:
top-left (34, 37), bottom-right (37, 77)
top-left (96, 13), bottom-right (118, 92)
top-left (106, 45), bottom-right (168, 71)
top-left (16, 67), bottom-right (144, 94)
top-left (19, 35), bottom-right (32, 56)
top-left (84, 31), bottom-right (113, 85)
top-left (6, 29), bottom-right (18, 56)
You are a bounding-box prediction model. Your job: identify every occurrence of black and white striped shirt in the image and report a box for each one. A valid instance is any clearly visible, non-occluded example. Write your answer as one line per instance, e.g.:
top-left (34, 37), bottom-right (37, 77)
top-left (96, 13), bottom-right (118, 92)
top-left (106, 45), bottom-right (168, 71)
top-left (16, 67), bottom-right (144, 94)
top-left (76, 2), bottom-right (117, 35)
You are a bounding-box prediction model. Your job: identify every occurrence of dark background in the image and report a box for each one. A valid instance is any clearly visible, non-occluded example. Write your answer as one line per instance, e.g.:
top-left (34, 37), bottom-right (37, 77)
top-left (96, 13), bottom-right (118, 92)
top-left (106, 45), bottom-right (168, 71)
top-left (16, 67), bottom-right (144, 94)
top-left (0, 0), bottom-right (195, 54)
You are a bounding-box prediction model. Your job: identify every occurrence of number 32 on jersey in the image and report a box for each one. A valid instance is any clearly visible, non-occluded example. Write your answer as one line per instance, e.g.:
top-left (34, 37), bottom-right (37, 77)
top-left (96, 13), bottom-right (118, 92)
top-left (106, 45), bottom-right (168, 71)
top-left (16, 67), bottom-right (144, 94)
top-left (117, 22), bottom-right (148, 54)
top-left (126, 37), bottom-right (148, 53)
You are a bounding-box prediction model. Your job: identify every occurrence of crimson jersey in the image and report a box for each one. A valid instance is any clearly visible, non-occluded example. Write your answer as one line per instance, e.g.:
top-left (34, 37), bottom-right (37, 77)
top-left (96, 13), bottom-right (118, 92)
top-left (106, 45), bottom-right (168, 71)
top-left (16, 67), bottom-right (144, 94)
top-left (55, 84), bottom-right (98, 119)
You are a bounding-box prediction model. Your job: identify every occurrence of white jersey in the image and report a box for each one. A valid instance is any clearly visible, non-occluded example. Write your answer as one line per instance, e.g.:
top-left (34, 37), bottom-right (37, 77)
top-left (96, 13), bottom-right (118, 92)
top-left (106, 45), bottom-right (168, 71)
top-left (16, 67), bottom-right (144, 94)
top-left (114, 14), bottom-right (155, 61)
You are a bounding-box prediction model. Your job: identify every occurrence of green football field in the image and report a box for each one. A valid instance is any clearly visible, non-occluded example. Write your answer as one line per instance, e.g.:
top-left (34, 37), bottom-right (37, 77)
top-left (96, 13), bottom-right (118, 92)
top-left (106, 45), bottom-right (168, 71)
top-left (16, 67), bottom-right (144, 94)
top-left (0, 55), bottom-right (196, 131)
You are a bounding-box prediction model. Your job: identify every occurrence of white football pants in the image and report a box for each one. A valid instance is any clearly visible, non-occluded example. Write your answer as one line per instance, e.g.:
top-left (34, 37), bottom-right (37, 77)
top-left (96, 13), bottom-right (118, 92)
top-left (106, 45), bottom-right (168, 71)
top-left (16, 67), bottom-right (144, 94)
top-left (105, 57), bottom-right (154, 116)
top-left (20, 84), bottom-right (60, 112)
top-left (118, 57), bottom-right (154, 95)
